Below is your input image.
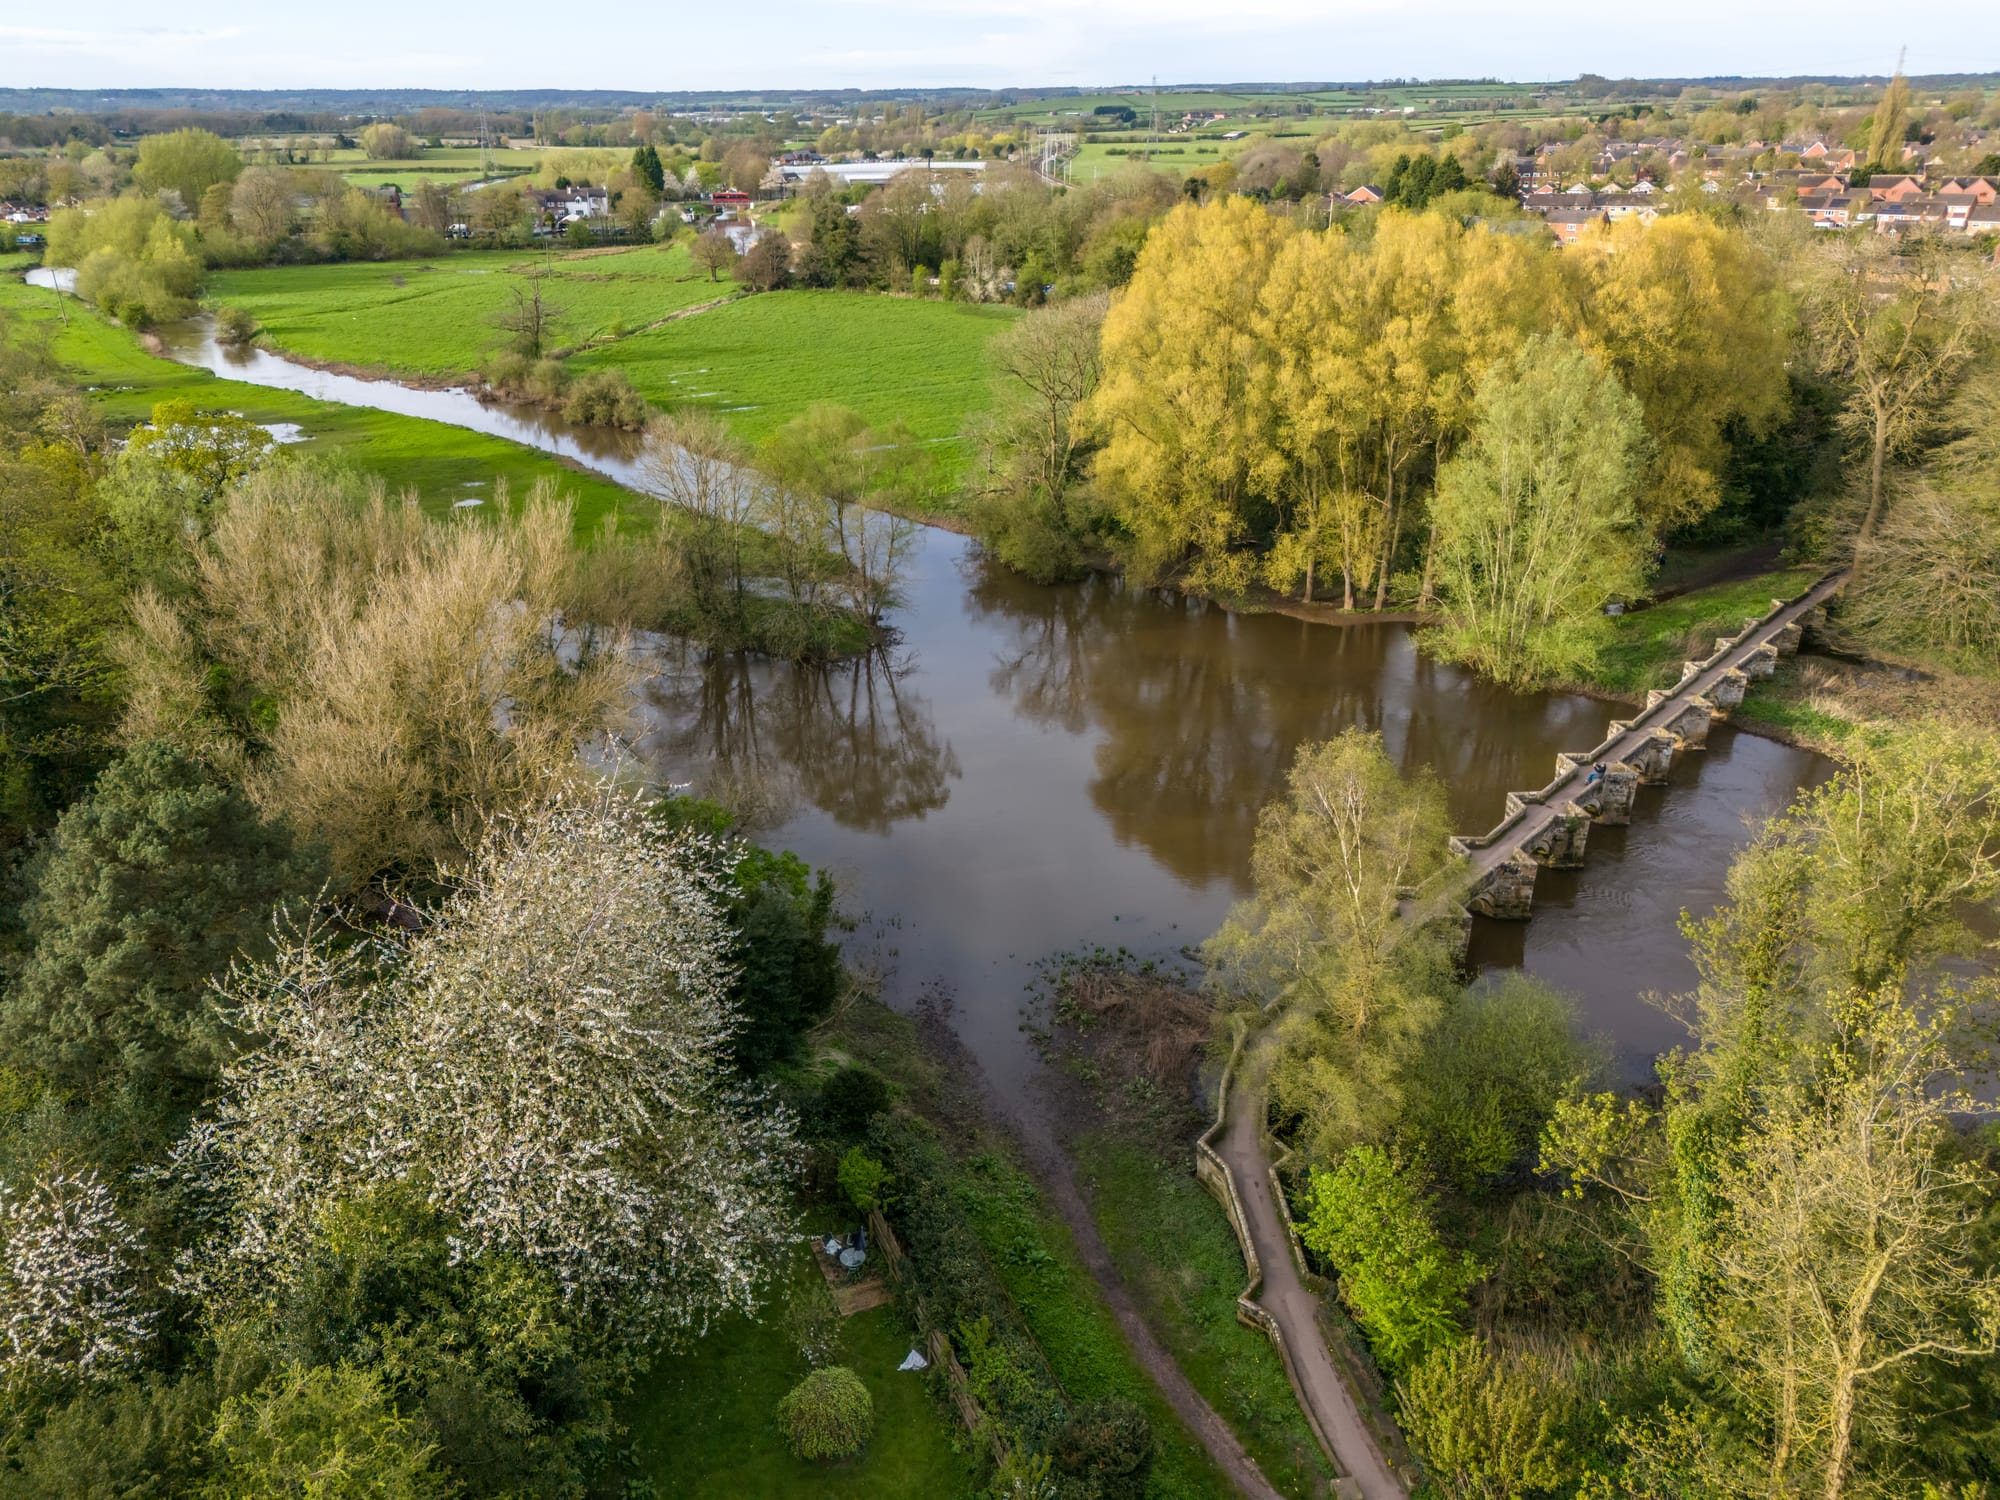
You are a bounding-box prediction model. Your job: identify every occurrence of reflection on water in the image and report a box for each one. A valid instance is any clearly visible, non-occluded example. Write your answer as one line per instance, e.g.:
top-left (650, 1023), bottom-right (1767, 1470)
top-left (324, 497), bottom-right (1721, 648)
top-left (639, 643), bottom-right (961, 835)
top-left (145, 315), bottom-right (1834, 1087)
top-left (639, 530), bottom-right (1832, 1087)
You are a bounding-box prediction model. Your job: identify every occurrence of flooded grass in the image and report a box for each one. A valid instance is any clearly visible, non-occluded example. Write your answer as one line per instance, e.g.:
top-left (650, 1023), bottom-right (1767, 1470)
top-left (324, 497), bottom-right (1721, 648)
top-left (0, 271), bottom-right (643, 537)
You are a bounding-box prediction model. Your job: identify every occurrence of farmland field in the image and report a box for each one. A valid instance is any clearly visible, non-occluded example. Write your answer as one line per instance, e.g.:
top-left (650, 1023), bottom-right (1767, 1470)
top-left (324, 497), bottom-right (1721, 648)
top-left (206, 243), bottom-right (731, 378)
top-left (572, 290), bottom-right (1019, 458)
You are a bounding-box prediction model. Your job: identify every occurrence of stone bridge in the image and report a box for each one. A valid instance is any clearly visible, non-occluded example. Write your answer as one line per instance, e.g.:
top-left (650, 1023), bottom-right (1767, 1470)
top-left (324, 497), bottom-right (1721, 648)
top-left (1441, 572), bottom-right (1842, 923)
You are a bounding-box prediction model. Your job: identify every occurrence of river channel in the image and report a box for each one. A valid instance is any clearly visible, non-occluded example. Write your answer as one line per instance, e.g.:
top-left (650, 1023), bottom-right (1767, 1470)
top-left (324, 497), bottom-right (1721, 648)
top-left (155, 316), bottom-right (1835, 1089)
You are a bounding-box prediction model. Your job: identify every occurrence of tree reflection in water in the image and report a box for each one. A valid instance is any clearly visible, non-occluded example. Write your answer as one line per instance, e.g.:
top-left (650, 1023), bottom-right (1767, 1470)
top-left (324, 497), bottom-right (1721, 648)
top-left (637, 640), bottom-right (961, 834)
top-left (967, 559), bottom-right (1607, 890)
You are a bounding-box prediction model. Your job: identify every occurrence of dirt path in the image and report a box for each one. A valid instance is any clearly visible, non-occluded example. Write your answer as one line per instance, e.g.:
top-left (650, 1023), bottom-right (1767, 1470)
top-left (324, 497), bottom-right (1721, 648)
top-left (912, 998), bottom-right (1289, 1498)
top-left (1009, 1095), bottom-right (1292, 1500)
top-left (1215, 1055), bottom-right (1406, 1500)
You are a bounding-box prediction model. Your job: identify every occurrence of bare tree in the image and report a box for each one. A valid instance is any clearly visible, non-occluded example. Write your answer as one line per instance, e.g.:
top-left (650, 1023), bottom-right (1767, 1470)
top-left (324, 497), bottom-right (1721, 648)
top-left (738, 231), bottom-right (792, 293)
top-left (987, 293), bottom-right (1110, 529)
top-left (490, 275), bottom-right (564, 357)
top-left (1799, 236), bottom-right (1993, 557)
top-left (640, 411), bottom-right (762, 604)
top-left (227, 166), bottom-right (297, 244)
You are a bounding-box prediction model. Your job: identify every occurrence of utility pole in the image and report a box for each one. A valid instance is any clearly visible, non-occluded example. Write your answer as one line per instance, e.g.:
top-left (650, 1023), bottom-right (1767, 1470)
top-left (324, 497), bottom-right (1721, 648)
top-left (1147, 75), bottom-right (1159, 163)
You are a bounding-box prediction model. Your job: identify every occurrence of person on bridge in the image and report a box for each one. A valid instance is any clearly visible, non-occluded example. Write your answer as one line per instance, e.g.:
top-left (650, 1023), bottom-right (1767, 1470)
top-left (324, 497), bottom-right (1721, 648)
top-left (1585, 762), bottom-right (1606, 787)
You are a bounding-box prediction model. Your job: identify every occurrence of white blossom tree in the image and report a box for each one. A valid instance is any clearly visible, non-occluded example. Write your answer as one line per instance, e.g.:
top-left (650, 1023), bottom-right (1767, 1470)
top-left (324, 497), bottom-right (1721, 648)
top-left (0, 1164), bottom-right (154, 1386)
top-left (174, 795), bottom-right (800, 1343)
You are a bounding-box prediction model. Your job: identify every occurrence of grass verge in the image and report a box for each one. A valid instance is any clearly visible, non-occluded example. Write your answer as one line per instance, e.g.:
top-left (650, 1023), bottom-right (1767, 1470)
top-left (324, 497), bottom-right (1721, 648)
top-left (1038, 966), bottom-right (1336, 1498)
top-left (1581, 566), bottom-right (1820, 698)
top-left (824, 998), bottom-right (1238, 1500)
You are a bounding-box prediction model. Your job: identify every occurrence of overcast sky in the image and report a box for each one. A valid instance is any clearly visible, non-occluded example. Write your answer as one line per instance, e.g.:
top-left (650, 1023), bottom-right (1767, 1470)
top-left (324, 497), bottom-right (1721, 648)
top-left (2, 3), bottom-right (1992, 92)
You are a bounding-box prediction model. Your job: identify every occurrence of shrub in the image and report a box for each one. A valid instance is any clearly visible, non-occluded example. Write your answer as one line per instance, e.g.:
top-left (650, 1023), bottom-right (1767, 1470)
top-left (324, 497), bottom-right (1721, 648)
top-left (560, 368), bottom-right (648, 429)
top-left (819, 1066), bottom-right (890, 1138)
top-left (1299, 1146), bottom-right (1481, 1375)
top-left (480, 349), bottom-right (530, 392)
top-left (837, 1147), bottom-right (893, 1214)
top-left (784, 1281), bottom-right (844, 1369)
top-left (776, 1366), bottom-right (873, 1461)
top-left (524, 357), bottom-right (569, 405)
top-left (213, 306), bottom-right (259, 346)
top-left (1052, 1396), bottom-right (1155, 1500)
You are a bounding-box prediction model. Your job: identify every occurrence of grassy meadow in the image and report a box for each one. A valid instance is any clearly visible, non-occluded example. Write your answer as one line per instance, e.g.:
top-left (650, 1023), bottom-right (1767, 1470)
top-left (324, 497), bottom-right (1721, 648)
top-left (208, 247), bottom-right (1019, 472)
top-left (1, 268), bottom-right (645, 535)
top-left (572, 290), bottom-right (1019, 462)
top-left (206, 242), bottom-right (731, 378)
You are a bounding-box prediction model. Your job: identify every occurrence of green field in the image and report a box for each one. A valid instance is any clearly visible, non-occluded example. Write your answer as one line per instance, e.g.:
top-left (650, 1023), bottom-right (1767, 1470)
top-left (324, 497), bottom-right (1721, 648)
top-left (204, 251), bottom-right (1017, 472)
top-left (573, 290), bottom-right (1019, 458)
top-left (622, 1253), bottom-right (977, 1498)
top-left (207, 243), bottom-right (730, 378)
top-left (1, 269), bottom-right (646, 535)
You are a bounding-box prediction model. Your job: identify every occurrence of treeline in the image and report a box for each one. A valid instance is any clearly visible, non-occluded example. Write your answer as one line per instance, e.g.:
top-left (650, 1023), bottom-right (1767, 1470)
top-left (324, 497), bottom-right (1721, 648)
top-left (975, 194), bottom-right (1997, 688)
top-left (793, 164), bottom-right (1176, 298)
top-left (1210, 725), bottom-right (2000, 1498)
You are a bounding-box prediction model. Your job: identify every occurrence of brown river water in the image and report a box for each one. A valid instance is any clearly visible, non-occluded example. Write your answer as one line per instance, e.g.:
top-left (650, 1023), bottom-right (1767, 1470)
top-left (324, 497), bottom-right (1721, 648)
top-left (159, 321), bottom-right (1834, 1092)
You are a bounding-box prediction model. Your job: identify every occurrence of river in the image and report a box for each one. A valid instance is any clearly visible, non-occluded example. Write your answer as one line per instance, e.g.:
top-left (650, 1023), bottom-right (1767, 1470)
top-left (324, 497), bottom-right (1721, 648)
top-left (155, 317), bottom-right (1834, 1089)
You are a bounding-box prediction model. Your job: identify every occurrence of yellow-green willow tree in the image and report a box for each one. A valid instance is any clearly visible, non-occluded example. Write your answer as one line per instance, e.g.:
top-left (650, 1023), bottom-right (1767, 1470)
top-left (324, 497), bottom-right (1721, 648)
top-left (1084, 196), bottom-right (1295, 592)
top-left (1567, 214), bottom-right (1791, 536)
top-left (1427, 335), bottom-right (1650, 683)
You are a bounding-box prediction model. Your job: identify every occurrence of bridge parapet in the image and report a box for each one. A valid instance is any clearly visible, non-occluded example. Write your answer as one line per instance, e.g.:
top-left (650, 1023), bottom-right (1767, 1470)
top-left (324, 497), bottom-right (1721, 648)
top-left (1707, 668), bottom-right (1750, 711)
top-left (1663, 696), bottom-right (1718, 749)
top-left (1557, 755), bottom-right (1639, 824)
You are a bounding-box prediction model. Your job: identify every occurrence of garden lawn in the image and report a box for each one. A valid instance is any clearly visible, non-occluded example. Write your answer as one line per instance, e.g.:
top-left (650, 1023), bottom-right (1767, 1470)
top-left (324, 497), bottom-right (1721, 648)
top-left (574, 290), bottom-right (1019, 465)
top-left (206, 242), bottom-right (730, 379)
top-left (1585, 566), bottom-right (1821, 697)
top-left (622, 1256), bottom-right (977, 1499)
top-left (1, 271), bottom-right (644, 536)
